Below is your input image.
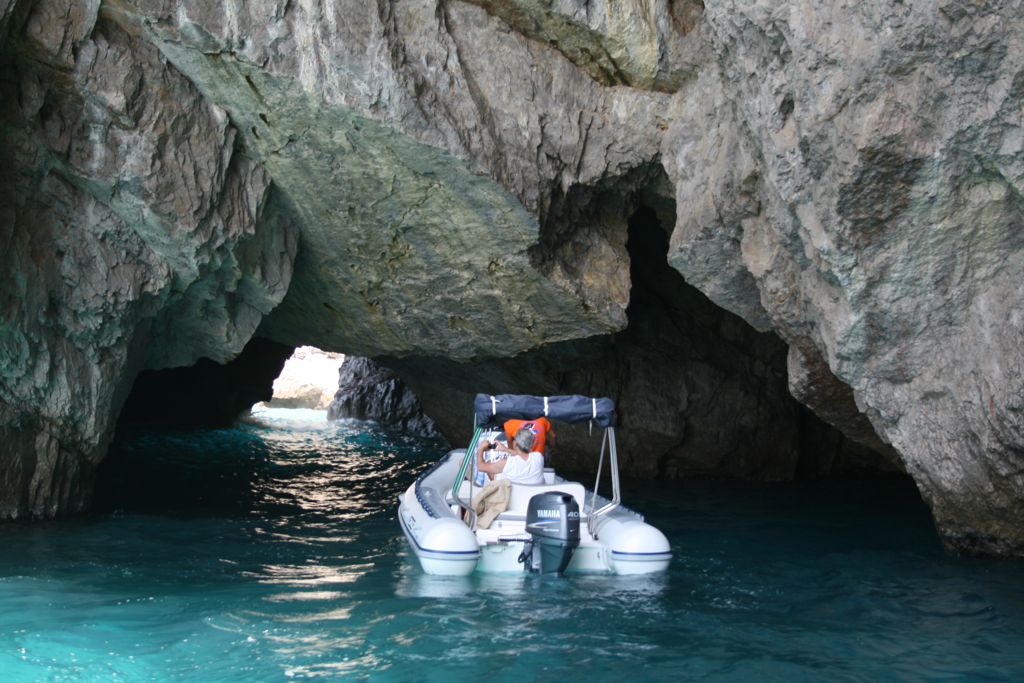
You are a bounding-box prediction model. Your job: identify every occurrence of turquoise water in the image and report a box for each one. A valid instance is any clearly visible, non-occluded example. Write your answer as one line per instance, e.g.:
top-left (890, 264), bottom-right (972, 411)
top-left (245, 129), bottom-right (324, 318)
top-left (1, 408), bottom-right (1023, 682)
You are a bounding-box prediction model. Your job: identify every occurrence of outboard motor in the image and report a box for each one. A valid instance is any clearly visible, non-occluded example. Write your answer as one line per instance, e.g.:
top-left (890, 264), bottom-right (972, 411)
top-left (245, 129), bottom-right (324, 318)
top-left (519, 491), bottom-right (580, 574)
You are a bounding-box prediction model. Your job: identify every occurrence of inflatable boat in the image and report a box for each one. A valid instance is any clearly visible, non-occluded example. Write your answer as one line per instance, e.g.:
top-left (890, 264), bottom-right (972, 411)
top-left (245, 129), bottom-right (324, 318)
top-left (398, 394), bottom-right (671, 575)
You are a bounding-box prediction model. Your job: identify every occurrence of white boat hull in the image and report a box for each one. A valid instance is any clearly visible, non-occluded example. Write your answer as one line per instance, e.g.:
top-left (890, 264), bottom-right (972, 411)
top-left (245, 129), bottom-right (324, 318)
top-left (399, 450), bottom-right (671, 576)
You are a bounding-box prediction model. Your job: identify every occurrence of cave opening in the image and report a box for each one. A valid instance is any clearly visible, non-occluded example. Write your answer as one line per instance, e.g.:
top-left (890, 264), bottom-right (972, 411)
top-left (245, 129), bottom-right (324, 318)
top-left (95, 337), bottom-right (292, 513)
top-left (379, 200), bottom-right (902, 485)
top-left (112, 342), bottom-right (349, 431)
top-left (252, 345), bottom-right (345, 412)
top-left (620, 204), bottom-right (900, 481)
top-left (97, 340), bottom-right (366, 515)
top-left (100, 199), bottom-right (902, 514)
top-left (114, 337), bottom-right (295, 429)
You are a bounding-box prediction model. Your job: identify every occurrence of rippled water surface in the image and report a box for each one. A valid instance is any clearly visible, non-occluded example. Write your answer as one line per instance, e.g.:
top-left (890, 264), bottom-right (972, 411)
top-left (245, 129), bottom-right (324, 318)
top-left (1, 408), bottom-right (1023, 681)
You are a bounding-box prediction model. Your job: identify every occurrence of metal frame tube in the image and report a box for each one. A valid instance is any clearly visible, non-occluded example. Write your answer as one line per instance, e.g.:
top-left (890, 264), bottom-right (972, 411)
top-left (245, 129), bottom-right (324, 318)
top-left (587, 427), bottom-right (622, 537)
top-left (589, 429), bottom-right (607, 516)
top-left (451, 426), bottom-right (482, 514)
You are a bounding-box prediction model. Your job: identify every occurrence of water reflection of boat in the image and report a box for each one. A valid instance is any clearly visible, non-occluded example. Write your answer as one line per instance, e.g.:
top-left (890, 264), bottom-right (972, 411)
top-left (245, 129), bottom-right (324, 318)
top-left (395, 564), bottom-right (670, 600)
top-left (398, 394), bottom-right (671, 576)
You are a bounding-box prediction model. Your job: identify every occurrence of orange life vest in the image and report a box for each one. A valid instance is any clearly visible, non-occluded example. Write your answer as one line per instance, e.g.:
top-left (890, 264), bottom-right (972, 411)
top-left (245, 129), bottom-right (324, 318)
top-left (503, 417), bottom-right (552, 453)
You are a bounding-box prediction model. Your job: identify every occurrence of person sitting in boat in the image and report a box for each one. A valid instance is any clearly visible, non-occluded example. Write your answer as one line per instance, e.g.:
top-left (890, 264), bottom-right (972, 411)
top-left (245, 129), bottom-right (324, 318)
top-left (475, 427), bottom-right (545, 486)
top-left (502, 416), bottom-right (552, 456)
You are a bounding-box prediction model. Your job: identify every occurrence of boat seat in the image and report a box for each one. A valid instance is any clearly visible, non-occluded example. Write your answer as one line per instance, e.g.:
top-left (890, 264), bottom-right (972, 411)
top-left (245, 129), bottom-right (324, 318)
top-left (506, 482), bottom-right (586, 515)
top-left (456, 480), bottom-right (587, 519)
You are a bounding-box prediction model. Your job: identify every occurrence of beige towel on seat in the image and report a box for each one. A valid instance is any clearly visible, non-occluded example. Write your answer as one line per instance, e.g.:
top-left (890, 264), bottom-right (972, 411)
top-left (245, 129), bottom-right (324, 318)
top-left (472, 479), bottom-right (512, 529)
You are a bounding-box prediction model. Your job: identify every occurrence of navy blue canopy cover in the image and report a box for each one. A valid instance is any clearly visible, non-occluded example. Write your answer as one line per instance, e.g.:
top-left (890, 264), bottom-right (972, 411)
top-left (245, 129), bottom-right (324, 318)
top-left (473, 394), bottom-right (615, 428)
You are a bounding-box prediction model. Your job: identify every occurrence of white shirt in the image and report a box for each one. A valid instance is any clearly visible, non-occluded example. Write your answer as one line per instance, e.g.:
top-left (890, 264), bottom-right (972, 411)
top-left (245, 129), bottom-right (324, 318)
top-left (496, 451), bottom-right (545, 486)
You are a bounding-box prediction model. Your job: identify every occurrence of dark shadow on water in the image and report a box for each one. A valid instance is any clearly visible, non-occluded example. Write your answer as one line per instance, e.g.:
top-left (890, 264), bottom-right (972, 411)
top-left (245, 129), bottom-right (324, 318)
top-left (95, 413), bottom-right (446, 518)
top-left (95, 421), bottom-right (275, 516)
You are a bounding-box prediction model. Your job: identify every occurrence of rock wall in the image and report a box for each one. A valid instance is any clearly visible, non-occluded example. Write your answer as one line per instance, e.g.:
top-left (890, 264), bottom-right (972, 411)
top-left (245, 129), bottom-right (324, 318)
top-left (0, 1), bottom-right (298, 518)
top-left (0, 0), bottom-right (1021, 554)
top-left (327, 357), bottom-right (441, 439)
top-left (661, 0), bottom-right (1024, 554)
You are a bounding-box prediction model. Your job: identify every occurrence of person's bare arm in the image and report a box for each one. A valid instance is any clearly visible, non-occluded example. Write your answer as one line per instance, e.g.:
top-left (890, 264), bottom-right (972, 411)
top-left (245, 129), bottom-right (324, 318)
top-left (476, 440), bottom-right (508, 476)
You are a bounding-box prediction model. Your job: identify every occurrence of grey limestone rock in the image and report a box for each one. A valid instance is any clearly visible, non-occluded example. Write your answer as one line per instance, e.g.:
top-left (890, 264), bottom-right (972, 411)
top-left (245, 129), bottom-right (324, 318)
top-left (661, 0), bottom-right (1024, 553)
top-left (1, 0), bottom-right (1022, 556)
top-left (327, 356), bottom-right (442, 439)
top-left (0, 0), bottom-right (297, 517)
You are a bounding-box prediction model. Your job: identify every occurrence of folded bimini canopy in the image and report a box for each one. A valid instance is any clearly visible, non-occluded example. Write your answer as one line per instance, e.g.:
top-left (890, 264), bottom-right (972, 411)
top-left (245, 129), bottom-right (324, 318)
top-left (473, 394), bottom-right (615, 428)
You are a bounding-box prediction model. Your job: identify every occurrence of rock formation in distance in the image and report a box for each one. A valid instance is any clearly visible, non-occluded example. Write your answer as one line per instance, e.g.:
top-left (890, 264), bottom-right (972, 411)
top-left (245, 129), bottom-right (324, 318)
top-left (264, 345), bottom-right (345, 410)
top-left (327, 357), bottom-right (442, 439)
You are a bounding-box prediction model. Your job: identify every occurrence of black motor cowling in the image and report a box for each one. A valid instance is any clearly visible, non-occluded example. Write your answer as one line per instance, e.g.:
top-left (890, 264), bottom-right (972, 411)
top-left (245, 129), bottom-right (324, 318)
top-left (519, 491), bottom-right (580, 574)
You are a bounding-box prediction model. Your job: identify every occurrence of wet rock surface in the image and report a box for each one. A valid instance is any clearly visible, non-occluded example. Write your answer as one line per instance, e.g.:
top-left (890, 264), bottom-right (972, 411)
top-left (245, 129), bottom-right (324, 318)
top-left (327, 357), bottom-right (441, 439)
top-left (0, 1), bottom-right (1022, 555)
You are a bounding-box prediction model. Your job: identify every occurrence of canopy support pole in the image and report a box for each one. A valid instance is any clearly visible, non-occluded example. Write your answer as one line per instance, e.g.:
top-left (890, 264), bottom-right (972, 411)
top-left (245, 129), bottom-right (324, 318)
top-left (451, 425), bottom-right (482, 524)
top-left (587, 427), bottom-right (622, 538)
